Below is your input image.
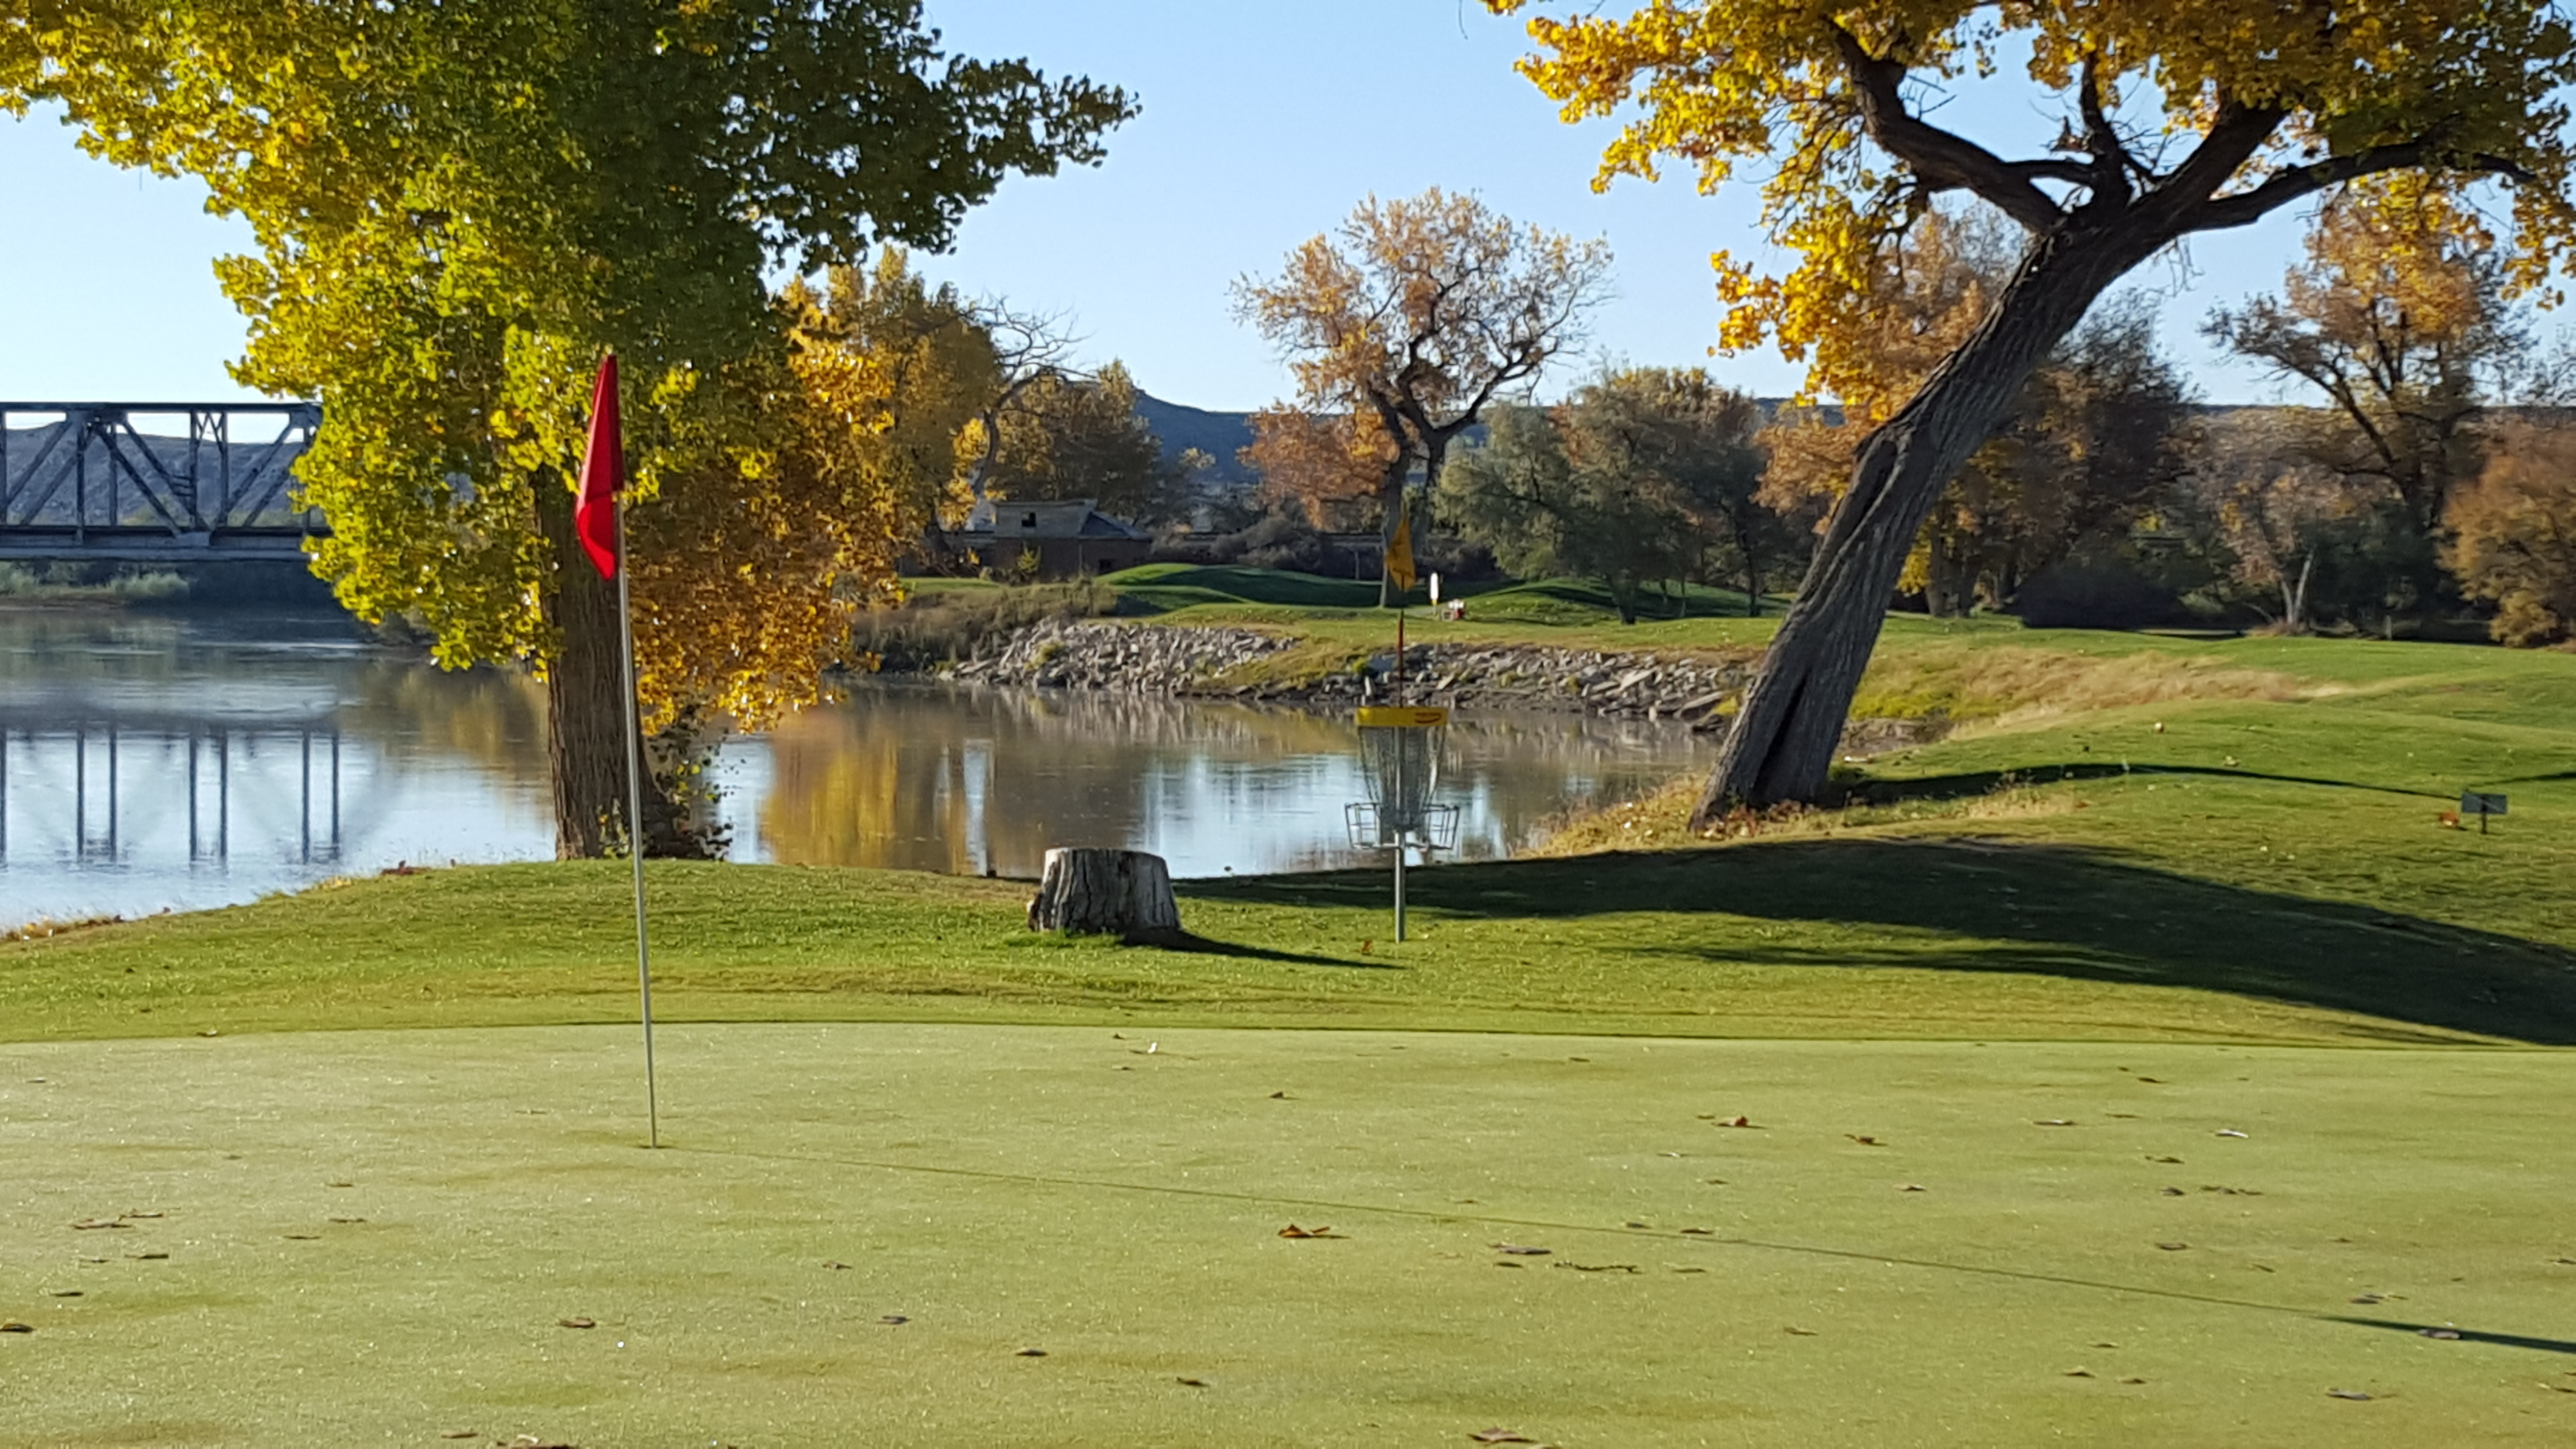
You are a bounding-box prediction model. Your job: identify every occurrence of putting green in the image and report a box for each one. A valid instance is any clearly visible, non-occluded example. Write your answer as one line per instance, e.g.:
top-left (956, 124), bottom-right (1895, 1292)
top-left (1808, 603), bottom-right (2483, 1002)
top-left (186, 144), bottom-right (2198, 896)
top-left (3, 1024), bottom-right (2571, 1447)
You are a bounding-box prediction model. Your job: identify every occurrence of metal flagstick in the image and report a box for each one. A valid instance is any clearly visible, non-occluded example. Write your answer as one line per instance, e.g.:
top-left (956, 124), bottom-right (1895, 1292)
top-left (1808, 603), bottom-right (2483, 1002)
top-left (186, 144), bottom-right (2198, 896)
top-left (613, 492), bottom-right (660, 1148)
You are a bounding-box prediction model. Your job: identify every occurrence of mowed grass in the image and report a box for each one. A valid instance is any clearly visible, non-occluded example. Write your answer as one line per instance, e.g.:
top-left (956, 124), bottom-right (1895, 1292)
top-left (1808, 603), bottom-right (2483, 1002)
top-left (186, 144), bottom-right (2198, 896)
top-left (9, 611), bottom-right (2576, 1444)
top-left (6, 1025), bottom-right (2575, 1448)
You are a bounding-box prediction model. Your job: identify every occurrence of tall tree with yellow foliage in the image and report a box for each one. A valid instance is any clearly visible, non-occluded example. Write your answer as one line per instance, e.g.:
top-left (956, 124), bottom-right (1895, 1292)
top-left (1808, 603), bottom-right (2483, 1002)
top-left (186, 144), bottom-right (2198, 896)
top-left (1490, 0), bottom-right (2576, 816)
top-left (3, 0), bottom-right (1131, 855)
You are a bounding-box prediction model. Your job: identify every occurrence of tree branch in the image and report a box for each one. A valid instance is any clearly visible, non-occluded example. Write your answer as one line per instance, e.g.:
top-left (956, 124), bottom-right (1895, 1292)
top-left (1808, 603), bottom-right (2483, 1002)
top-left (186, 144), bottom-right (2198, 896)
top-left (2192, 140), bottom-right (2528, 232)
top-left (2143, 94), bottom-right (2288, 230)
top-left (1825, 20), bottom-right (2064, 232)
top-left (2075, 54), bottom-right (2136, 200)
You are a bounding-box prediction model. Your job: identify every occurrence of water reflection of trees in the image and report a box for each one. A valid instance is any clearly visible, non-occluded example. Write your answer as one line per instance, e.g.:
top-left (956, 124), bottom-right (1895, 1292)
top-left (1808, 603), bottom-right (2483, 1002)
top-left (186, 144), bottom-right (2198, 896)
top-left (757, 682), bottom-right (1714, 876)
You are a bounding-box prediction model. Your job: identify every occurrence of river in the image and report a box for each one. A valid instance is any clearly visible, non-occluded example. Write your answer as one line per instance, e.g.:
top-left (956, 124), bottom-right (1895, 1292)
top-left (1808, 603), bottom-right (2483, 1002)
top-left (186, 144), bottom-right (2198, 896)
top-left (0, 609), bottom-right (1717, 930)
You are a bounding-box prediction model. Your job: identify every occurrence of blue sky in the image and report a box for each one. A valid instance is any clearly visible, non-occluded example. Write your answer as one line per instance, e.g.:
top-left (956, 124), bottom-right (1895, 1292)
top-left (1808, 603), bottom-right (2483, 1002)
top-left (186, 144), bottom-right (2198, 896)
top-left (0, 0), bottom-right (2322, 409)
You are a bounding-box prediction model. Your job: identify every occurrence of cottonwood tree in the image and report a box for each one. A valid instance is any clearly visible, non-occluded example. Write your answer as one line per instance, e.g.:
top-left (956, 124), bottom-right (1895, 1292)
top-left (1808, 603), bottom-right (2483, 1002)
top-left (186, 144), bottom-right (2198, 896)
top-left (1440, 369), bottom-right (1771, 620)
top-left (1490, 0), bottom-right (2576, 817)
top-left (1761, 211), bottom-right (2191, 617)
top-left (2207, 178), bottom-right (2526, 611)
top-left (2444, 420), bottom-right (2576, 645)
top-left (1234, 189), bottom-right (1612, 604)
top-left (1240, 406), bottom-right (1401, 533)
top-left (4, 0), bottom-right (1131, 855)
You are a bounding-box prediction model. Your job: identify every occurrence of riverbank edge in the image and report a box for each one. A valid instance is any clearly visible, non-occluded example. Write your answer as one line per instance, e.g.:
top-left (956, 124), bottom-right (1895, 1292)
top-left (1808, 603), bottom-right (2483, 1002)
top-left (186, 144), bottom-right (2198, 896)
top-left (912, 616), bottom-right (1744, 722)
top-left (888, 616), bottom-right (1946, 758)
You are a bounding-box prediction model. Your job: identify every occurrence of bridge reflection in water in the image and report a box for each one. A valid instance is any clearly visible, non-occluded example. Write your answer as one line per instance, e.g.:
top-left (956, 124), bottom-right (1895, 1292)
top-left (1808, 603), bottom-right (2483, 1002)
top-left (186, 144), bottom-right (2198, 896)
top-left (0, 723), bottom-right (350, 868)
top-left (0, 609), bottom-right (553, 929)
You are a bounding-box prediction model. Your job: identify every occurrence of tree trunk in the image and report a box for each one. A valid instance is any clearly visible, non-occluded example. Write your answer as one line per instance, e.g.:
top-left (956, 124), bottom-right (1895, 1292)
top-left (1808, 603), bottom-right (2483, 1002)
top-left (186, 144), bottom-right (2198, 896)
top-left (1692, 233), bottom-right (2157, 821)
top-left (1923, 541), bottom-right (1974, 618)
top-left (1372, 408), bottom-right (1417, 609)
top-left (534, 481), bottom-right (694, 859)
top-left (1027, 848), bottom-right (1183, 943)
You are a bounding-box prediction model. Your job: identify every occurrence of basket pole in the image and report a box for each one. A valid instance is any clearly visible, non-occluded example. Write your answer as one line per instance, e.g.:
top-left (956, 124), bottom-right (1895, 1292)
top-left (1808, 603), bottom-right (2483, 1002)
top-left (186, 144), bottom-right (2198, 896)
top-left (1392, 726), bottom-right (1407, 941)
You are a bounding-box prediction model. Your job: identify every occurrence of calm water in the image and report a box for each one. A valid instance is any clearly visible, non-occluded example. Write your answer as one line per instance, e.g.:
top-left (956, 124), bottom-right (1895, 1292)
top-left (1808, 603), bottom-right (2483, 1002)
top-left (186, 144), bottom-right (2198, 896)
top-left (0, 611), bottom-right (1716, 930)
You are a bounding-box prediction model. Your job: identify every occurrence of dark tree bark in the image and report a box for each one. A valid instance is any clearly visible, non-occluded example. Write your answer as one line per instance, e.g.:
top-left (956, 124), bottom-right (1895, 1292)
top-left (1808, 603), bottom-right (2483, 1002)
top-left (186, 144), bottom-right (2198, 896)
top-left (534, 482), bottom-right (696, 859)
top-left (1694, 230), bottom-right (2163, 819)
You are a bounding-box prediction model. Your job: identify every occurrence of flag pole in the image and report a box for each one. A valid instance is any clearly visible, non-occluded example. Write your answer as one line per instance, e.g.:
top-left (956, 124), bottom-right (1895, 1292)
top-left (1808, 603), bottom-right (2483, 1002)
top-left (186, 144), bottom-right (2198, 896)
top-left (614, 485), bottom-right (660, 1149)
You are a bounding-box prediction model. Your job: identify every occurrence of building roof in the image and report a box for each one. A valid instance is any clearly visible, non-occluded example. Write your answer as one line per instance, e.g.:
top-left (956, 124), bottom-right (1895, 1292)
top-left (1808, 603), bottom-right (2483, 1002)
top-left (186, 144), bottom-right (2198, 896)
top-left (959, 499), bottom-right (1150, 542)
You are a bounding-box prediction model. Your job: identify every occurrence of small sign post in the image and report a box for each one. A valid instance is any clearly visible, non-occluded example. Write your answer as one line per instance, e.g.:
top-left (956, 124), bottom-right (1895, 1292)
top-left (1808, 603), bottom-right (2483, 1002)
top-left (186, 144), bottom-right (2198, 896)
top-left (2461, 790), bottom-right (2508, 835)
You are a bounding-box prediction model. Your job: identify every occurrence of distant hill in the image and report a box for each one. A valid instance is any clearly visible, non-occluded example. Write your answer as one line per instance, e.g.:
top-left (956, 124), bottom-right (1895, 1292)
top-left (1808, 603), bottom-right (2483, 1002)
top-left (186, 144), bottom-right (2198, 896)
top-left (1135, 393), bottom-right (1256, 485)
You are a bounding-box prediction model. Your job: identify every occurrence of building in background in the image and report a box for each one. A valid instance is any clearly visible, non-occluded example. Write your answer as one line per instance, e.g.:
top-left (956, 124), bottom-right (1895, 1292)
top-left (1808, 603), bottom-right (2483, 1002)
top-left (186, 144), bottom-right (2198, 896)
top-left (953, 499), bottom-right (1152, 579)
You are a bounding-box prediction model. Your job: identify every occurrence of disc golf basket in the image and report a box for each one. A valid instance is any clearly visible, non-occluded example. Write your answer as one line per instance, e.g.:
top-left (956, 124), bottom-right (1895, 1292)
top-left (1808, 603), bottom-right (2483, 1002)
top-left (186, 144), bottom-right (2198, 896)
top-left (1345, 705), bottom-right (1459, 941)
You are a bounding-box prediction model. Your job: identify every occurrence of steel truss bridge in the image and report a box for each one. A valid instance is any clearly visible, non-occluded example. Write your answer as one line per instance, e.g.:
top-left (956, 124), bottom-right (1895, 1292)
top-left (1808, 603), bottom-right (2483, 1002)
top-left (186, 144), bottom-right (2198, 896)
top-left (0, 402), bottom-right (324, 564)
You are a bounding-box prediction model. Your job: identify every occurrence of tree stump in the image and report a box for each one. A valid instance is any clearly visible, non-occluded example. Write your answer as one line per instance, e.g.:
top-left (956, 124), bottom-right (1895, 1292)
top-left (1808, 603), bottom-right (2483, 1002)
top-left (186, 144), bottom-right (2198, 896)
top-left (1027, 848), bottom-right (1184, 944)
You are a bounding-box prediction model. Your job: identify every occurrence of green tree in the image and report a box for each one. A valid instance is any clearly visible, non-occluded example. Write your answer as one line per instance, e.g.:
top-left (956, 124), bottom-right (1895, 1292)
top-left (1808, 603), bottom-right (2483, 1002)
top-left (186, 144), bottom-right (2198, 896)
top-left (2, 0), bottom-right (1132, 855)
top-left (1441, 369), bottom-right (1767, 622)
top-left (1491, 0), bottom-right (2576, 815)
top-left (1572, 368), bottom-right (1782, 615)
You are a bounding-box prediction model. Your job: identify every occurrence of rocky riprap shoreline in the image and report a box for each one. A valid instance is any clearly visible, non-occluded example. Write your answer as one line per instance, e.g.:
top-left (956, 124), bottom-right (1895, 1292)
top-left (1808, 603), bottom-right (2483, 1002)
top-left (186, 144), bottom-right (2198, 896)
top-left (933, 620), bottom-right (1758, 725)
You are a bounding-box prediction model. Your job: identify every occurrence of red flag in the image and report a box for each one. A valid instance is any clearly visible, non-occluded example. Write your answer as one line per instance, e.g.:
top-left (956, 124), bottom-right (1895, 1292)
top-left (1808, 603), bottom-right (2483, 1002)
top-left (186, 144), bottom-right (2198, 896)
top-left (574, 354), bottom-right (623, 579)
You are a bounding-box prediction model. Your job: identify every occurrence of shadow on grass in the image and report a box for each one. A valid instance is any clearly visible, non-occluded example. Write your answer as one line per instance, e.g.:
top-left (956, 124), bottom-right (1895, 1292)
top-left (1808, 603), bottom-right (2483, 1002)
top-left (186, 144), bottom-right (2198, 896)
top-left (1182, 841), bottom-right (2576, 1044)
top-left (1850, 762), bottom-right (2448, 805)
top-left (2332, 1318), bottom-right (2576, 1355)
top-left (1150, 931), bottom-right (1390, 970)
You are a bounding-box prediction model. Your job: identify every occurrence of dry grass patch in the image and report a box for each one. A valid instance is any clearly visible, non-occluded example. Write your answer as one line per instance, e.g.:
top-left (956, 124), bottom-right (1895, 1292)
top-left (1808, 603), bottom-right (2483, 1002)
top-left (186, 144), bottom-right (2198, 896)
top-left (1854, 644), bottom-right (2304, 732)
top-left (1527, 768), bottom-right (2081, 857)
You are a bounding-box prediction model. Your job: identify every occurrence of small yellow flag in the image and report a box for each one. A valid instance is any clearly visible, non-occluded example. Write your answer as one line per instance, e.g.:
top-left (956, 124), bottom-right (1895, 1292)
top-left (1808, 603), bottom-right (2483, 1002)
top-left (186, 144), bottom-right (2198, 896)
top-left (1385, 507), bottom-right (1418, 593)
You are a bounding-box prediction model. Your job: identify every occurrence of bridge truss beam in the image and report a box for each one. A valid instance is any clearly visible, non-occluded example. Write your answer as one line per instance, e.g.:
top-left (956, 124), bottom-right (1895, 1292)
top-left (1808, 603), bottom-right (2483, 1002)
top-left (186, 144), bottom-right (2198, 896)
top-left (0, 402), bottom-right (325, 562)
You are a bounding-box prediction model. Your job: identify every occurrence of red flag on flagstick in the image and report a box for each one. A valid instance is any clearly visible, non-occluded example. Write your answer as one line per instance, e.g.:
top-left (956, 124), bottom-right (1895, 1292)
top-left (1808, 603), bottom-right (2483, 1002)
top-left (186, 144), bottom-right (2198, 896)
top-left (575, 354), bottom-right (623, 579)
top-left (578, 349), bottom-right (660, 1147)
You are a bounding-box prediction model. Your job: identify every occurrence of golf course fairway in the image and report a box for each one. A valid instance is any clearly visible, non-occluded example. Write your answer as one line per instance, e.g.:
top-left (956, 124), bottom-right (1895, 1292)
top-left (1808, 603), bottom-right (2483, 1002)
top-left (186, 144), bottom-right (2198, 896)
top-left (3, 1023), bottom-right (2572, 1447)
top-left (11, 621), bottom-right (2576, 1444)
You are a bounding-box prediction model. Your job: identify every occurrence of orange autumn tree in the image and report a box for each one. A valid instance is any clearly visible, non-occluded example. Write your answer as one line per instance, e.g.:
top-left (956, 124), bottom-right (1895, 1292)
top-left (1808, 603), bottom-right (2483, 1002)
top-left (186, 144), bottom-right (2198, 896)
top-left (1490, 0), bottom-right (2576, 816)
top-left (1240, 405), bottom-right (1402, 533)
top-left (1235, 189), bottom-right (1612, 605)
top-left (2445, 421), bottom-right (2576, 646)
